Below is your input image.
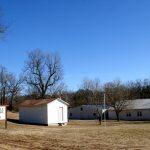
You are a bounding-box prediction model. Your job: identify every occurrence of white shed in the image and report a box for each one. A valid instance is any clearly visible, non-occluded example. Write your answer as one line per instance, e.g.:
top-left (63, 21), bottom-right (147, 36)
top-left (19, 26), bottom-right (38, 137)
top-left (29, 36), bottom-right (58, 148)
top-left (19, 98), bottom-right (69, 125)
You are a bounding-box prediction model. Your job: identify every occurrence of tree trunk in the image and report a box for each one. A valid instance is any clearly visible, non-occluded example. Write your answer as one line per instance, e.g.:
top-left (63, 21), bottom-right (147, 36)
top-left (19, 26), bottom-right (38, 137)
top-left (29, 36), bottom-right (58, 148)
top-left (98, 115), bottom-right (101, 125)
top-left (41, 90), bottom-right (46, 99)
top-left (9, 94), bottom-right (14, 111)
top-left (3, 87), bottom-right (6, 105)
top-left (0, 96), bottom-right (2, 105)
top-left (115, 111), bottom-right (120, 121)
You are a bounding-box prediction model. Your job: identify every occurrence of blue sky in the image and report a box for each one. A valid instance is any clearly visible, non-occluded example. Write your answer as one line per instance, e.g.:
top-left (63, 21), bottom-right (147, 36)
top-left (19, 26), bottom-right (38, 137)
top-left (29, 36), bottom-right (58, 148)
top-left (0, 0), bottom-right (150, 90)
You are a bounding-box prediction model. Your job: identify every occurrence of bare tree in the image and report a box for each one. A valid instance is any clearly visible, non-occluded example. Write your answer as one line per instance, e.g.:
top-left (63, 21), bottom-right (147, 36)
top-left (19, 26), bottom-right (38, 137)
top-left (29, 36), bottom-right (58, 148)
top-left (7, 75), bottom-right (23, 110)
top-left (0, 66), bottom-right (22, 108)
top-left (60, 90), bottom-right (74, 104)
top-left (80, 78), bottom-right (103, 124)
top-left (104, 80), bottom-right (129, 121)
top-left (23, 49), bottom-right (63, 99)
top-left (51, 82), bottom-right (67, 97)
top-left (0, 66), bottom-right (9, 104)
top-left (81, 78), bottom-right (101, 91)
top-left (127, 79), bottom-right (150, 99)
top-left (81, 78), bottom-right (102, 104)
top-left (142, 79), bottom-right (150, 98)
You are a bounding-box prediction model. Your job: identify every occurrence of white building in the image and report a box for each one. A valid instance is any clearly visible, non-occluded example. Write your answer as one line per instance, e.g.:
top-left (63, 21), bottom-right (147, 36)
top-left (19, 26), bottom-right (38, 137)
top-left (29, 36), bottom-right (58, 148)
top-left (69, 105), bottom-right (108, 119)
top-left (108, 99), bottom-right (150, 120)
top-left (19, 98), bottom-right (69, 125)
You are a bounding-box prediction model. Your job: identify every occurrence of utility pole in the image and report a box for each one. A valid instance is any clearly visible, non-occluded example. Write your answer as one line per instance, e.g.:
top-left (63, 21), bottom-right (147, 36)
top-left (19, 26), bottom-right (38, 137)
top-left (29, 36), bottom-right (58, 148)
top-left (104, 92), bottom-right (106, 127)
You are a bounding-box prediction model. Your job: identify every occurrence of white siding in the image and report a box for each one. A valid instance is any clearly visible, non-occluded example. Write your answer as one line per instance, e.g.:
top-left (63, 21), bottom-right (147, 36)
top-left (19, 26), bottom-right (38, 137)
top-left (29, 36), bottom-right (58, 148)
top-left (69, 105), bottom-right (100, 119)
top-left (108, 109), bottom-right (150, 120)
top-left (19, 106), bottom-right (47, 124)
top-left (47, 100), bottom-right (68, 124)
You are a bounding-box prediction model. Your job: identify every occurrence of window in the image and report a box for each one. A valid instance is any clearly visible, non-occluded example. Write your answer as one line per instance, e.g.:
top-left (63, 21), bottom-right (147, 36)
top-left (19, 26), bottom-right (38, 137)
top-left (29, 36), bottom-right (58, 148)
top-left (80, 107), bottom-right (83, 111)
top-left (126, 112), bottom-right (131, 117)
top-left (93, 113), bottom-right (96, 116)
top-left (137, 111), bottom-right (142, 117)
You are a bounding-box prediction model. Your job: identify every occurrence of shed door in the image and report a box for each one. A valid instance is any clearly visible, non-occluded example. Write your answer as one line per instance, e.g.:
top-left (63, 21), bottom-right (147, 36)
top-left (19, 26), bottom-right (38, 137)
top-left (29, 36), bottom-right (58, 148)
top-left (58, 107), bottom-right (63, 122)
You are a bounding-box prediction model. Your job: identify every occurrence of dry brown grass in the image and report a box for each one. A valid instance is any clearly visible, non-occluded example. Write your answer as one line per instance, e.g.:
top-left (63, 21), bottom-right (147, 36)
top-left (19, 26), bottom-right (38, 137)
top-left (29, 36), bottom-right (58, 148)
top-left (0, 112), bottom-right (149, 150)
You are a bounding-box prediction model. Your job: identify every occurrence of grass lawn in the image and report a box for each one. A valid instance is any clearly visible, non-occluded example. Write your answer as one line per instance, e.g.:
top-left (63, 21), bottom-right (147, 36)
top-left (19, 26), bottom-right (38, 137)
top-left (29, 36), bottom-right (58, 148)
top-left (0, 112), bottom-right (149, 150)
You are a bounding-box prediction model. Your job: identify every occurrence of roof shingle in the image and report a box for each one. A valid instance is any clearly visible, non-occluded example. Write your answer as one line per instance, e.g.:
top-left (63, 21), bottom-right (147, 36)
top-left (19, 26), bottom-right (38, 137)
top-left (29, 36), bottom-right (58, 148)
top-left (20, 99), bottom-right (56, 107)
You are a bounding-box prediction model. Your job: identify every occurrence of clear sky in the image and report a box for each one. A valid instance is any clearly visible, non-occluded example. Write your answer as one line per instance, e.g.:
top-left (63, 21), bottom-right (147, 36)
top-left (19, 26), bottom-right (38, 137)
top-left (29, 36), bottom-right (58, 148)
top-left (0, 0), bottom-right (150, 90)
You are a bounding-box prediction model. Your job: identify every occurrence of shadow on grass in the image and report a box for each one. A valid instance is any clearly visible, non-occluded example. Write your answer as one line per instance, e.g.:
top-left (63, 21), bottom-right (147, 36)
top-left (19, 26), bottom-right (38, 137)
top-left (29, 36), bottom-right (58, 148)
top-left (7, 118), bottom-right (48, 126)
top-left (106, 120), bottom-right (150, 125)
top-left (8, 118), bottom-right (20, 124)
top-left (124, 121), bottom-right (150, 124)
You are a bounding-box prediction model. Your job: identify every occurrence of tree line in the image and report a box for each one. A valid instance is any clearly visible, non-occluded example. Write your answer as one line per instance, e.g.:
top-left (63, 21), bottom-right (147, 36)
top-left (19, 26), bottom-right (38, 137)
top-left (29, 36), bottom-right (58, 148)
top-left (62, 78), bottom-right (150, 121)
top-left (64, 78), bottom-right (150, 105)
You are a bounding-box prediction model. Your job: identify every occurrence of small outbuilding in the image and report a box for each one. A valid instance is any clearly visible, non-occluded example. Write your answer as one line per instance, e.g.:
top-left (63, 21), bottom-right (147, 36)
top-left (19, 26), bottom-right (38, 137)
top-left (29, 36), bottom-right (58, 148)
top-left (19, 98), bottom-right (69, 125)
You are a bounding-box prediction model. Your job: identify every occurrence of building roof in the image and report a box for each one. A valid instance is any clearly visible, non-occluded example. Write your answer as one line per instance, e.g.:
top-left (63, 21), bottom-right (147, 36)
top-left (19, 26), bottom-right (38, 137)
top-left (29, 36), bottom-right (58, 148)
top-left (69, 104), bottom-right (110, 109)
top-left (109, 99), bottom-right (150, 110)
top-left (126, 99), bottom-right (150, 110)
top-left (20, 98), bottom-right (69, 107)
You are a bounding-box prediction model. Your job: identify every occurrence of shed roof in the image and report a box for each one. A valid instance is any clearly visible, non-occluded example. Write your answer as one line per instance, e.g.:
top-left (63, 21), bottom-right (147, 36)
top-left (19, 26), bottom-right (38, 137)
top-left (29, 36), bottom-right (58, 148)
top-left (20, 98), bottom-right (69, 107)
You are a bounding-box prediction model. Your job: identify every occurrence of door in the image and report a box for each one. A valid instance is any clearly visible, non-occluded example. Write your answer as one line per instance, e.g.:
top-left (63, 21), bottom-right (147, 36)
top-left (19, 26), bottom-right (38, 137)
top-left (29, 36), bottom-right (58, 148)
top-left (58, 107), bottom-right (63, 123)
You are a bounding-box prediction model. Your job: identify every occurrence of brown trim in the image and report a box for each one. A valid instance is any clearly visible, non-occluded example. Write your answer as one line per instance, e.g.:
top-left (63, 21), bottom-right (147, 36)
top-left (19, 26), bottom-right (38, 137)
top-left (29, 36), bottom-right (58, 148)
top-left (5, 106), bottom-right (7, 129)
top-left (20, 104), bottom-right (47, 108)
top-left (19, 98), bottom-right (69, 107)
